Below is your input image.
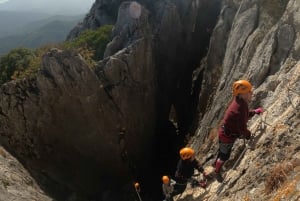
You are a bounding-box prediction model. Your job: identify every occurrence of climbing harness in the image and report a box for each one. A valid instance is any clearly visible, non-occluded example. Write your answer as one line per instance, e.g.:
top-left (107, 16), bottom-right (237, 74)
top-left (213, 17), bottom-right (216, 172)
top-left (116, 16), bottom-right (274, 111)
top-left (174, 173), bottom-right (207, 188)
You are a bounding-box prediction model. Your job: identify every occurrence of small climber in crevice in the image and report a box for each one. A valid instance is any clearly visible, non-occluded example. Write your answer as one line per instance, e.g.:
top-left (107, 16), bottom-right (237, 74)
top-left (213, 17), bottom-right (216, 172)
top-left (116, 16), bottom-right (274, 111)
top-left (214, 80), bottom-right (264, 182)
top-left (134, 182), bottom-right (141, 193)
top-left (118, 127), bottom-right (128, 162)
top-left (162, 175), bottom-right (176, 201)
top-left (174, 147), bottom-right (208, 193)
top-left (133, 182), bottom-right (144, 201)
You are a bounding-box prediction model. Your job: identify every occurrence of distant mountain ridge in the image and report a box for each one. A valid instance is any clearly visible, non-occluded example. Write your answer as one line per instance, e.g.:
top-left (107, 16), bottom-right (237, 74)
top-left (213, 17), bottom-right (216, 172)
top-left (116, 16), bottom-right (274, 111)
top-left (0, 11), bottom-right (50, 38)
top-left (0, 14), bottom-right (84, 55)
top-left (0, 0), bottom-right (94, 54)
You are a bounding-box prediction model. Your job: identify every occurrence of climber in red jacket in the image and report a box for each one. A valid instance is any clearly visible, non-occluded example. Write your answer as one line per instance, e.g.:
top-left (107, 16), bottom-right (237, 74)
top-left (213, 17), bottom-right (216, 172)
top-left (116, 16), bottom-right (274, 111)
top-left (214, 80), bottom-right (264, 182)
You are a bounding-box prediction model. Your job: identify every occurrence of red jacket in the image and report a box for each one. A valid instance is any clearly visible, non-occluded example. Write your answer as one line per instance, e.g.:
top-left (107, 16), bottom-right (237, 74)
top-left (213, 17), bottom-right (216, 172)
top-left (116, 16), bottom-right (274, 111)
top-left (219, 96), bottom-right (256, 143)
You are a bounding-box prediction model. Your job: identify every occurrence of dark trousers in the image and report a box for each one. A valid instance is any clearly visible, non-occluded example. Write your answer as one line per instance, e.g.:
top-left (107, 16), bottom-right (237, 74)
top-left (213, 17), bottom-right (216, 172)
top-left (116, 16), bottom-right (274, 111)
top-left (218, 141), bottom-right (234, 161)
top-left (172, 177), bottom-right (188, 196)
top-left (164, 196), bottom-right (174, 201)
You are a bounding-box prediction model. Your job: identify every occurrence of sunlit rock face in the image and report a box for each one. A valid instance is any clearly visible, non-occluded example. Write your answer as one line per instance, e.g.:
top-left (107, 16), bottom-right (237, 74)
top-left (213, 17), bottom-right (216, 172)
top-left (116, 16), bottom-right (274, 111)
top-left (0, 146), bottom-right (52, 201)
top-left (184, 0), bottom-right (300, 200)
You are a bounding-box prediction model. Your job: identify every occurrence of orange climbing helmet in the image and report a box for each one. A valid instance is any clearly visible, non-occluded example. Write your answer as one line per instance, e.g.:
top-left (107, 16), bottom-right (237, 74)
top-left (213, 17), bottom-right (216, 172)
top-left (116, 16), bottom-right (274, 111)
top-left (162, 176), bottom-right (170, 184)
top-left (134, 182), bottom-right (140, 189)
top-left (179, 147), bottom-right (195, 160)
top-left (232, 80), bottom-right (252, 96)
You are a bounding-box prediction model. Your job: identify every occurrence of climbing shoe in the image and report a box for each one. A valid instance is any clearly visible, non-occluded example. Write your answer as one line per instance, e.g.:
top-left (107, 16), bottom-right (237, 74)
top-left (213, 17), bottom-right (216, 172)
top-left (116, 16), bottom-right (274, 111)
top-left (191, 179), bottom-right (207, 188)
top-left (199, 180), bottom-right (207, 188)
top-left (214, 172), bottom-right (224, 183)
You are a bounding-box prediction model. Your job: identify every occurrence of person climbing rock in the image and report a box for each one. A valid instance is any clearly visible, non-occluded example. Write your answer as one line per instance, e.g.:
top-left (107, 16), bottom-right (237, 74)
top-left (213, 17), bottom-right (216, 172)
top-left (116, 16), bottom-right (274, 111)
top-left (162, 175), bottom-right (176, 201)
top-left (174, 147), bottom-right (207, 193)
top-left (214, 80), bottom-right (264, 182)
top-left (134, 182), bottom-right (141, 193)
top-left (133, 182), bottom-right (143, 201)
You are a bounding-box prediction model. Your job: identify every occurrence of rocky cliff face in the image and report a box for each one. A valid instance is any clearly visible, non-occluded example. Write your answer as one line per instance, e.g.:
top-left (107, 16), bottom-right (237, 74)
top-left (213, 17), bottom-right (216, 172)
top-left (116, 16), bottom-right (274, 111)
top-left (69, 0), bottom-right (221, 135)
top-left (0, 0), bottom-right (299, 201)
top-left (0, 146), bottom-right (52, 201)
top-left (185, 0), bottom-right (300, 200)
top-left (67, 0), bottom-right (119, 39)
top-left (0, 44), bottom-right (156, 200)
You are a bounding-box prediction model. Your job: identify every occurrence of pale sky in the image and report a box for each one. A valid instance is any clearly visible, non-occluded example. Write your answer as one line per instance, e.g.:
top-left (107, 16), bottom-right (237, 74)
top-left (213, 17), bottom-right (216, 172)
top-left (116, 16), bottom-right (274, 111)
top-left (0, 0), bottom-right (95, 15)
top-left (0, 0), bottom-right (10, 3)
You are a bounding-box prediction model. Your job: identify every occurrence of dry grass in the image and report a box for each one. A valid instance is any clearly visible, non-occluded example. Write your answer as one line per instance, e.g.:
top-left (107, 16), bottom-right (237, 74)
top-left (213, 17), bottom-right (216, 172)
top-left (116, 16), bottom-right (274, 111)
top-left (265, 159), bottom-right (300, 194)
top-left (270, 166), bottom-right (300, 201)
top-left (243, 194), bottom-right (250, 201)
top-left (271, 123), bottom-right (287, 135)
top-left (0, 147), bottom-right (7, 158)
top-left (255, 162), bottom-right (261, 168)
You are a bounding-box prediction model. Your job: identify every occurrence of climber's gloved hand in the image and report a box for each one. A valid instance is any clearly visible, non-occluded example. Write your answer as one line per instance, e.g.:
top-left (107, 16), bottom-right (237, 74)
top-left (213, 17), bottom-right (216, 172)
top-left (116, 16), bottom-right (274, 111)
top-left (202, 171), bottom-right (211, 179)
top-left (254, 107), bottom-right (264, 115)
top-left (199, 180), bottom-right (207, 188)
top-left (170, 179), bottom-right (176, 186)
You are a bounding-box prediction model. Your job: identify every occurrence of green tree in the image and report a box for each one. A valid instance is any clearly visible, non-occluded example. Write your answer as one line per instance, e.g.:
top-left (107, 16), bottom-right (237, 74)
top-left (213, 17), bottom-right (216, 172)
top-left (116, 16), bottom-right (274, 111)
top-left (65, 25), bottom-right (113, 61)
top-left (0, 25), bottom-right (113, 85)
top-left (0, 47), bottom-right (40, 84)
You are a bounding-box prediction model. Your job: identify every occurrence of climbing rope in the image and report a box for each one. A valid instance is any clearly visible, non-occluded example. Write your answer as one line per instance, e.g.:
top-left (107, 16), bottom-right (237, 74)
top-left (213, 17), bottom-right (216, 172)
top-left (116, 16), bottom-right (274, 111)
top-left (117, 127), bottom-right (142, 200)
top-left (230, 0), bottom-right (245, 32)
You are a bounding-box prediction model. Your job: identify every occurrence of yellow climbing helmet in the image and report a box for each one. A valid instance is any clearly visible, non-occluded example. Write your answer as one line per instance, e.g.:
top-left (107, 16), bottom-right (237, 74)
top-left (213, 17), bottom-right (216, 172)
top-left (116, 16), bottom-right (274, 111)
top-left (232, 80), bottom-right (252, 96)
top-left (162, 176), bottom-right (170, 184)
top-left (179, 147), bottom-right (194, 160)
